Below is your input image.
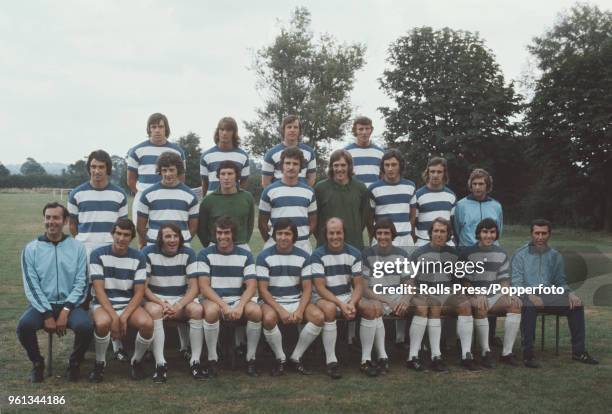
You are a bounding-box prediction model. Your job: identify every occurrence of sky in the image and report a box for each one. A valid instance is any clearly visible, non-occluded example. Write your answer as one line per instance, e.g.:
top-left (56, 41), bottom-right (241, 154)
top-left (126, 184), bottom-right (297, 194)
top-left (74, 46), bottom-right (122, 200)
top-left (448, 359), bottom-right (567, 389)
top-left (2, 0), bottom-right (610, 165)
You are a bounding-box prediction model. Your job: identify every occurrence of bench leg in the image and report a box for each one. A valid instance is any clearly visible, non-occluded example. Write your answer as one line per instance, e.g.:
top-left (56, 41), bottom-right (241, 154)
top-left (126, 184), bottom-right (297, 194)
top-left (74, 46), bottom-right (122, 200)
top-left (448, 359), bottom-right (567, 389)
top-left (47, 333), bottom-right (53, 377)
top-left (540, 314), bottom-right (545, 352)
top-left (555, 315), bottom-right (560, 356)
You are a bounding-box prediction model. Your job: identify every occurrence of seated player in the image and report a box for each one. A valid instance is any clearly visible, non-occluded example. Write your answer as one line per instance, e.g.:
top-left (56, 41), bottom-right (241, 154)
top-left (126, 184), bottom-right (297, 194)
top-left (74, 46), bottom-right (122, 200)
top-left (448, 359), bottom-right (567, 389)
top-left (198, 216), bottom-right (262, 377)
top-left (360, 218), bottom-right (412, 376)
top-left (142, 223), bottom-right (207, 382)
top-left (257, 218), bottom-right (325, 376)
top-left (88, 218), bottom-right (154, 382)
top-left (407, 218), bottom-right (478, 372)
top-left (460, 218), bottom-right (522, 367)
top-left (311, 217), bottom-right (363, 379)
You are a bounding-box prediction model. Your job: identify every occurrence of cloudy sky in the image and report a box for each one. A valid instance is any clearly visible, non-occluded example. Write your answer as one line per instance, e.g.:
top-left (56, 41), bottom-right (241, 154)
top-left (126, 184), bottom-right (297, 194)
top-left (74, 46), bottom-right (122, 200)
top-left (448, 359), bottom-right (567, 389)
top-left (2, 0), bottom-right (609, 165)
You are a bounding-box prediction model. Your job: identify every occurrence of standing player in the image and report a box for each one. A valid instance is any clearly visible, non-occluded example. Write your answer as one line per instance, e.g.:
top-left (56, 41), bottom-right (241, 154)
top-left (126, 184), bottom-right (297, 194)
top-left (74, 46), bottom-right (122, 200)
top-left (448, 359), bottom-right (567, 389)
top-left (257, 218), bottom-right (324, 376)
top-left (197, 216), bottom-right (263, 377)
top-left (142, 223), bottom-right (207, 382)
top-left (136, 151), bottom-right (199, 248)
top-left (68, 150), bottom-right (129, 361)
top-left (198, 160), bottom-right (254, 250)
top-left (361, 219), bottom-right (412, 375)
top-left (127, 112), bottom-right (185, 220)
top-left (17, 202), bottom-right (92, 382)
top-left (411, 157), bottom-right (457, 246)
top-left (261, 115), bottom-right (316, 188)
top-left (88, 218), bottom-right (153, 382)
top-left (311, 218), bottom-right (363, 379)
top-left (200, 117), bottom-right (250, 196)
top-left (459, 218), bottom-right (521, 368)
top-left (367, 149), bottom-right (416, 346)
top-left (344, 116), bottom-right (384, 188)
top-left (259, 147), bottom-right (317, 254)
top-left (407, 218), bottom-right (478, 372)
top-left (314, 149), bottom-right (369, 251)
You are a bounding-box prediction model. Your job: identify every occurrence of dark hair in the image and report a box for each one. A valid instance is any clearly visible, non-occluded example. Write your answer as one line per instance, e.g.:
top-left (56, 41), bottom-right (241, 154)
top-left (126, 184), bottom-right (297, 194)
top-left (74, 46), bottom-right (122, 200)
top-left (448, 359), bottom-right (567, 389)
top-left (156, 222), bottom-right (184, 251)
top-left (380, 149), bottom-right (405, 178)
top-left (156, 151), bottom-right (185, 176)
top-left (42, 202), bottom-right (68, 220)
top-left (352, 116), bottom-right (373, 136)
top-left (324, 217), bottom-right (345, 242)
top-left (280, 115), bottom-right (302, 139)
top-left (428, 217), bottom-right (453, 242)
top-left (475, 218), bottom-right (499, 241)
top-left (147, 113), bottom-right (170, 138)
top-left (374, 218), bottom-right (397, 241)
top-left (280, 147), bottom-right (306, 170)
top-left (272, 218), bottom-right (298, 243)
top-left (112, 218), bottom-right (136, 239)
top-left (215, 215), bottom-right (237, 242)
top-left (87, 150), bottom-right (112, 176)
top-left (422, 156), bottom-right (449, 184)
top-left (468, 168), bottom-right (493, 193)
top-left (531, 218), bottom-right (552, 234)
top-left (216, 160), bottom-right (241, 180)
top-left (213, 117), bottom-right (240, 147)
top-left (327, 149), bottom-right (354, 179)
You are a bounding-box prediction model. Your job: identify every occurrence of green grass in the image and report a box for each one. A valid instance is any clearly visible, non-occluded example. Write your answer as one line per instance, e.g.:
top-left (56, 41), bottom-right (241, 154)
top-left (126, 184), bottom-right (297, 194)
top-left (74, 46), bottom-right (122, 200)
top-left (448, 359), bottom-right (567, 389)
top-left (1, 192), bottom-right (612, 413)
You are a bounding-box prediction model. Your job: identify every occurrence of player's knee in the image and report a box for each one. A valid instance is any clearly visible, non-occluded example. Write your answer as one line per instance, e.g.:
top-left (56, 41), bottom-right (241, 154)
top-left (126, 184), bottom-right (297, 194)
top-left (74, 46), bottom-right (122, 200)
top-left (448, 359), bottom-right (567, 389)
top-left (474, 307), bottom-right (487, 319)
top-left (415, 306), bottom-right (428, 317)
top-left (186, 303), bottom-right (203, 319)
top-left (457, 301), bottom-right (471, 316)
top-left (140, 318), bottom-right (154, 337)
top-left (246, 305), bottom-right (262, 322)
top-left (309, 309), bottom-right (324, 326)
top-left (360, 305), bottom-right (377, 320)
top-left (146, 303), bottom-right (164, 319)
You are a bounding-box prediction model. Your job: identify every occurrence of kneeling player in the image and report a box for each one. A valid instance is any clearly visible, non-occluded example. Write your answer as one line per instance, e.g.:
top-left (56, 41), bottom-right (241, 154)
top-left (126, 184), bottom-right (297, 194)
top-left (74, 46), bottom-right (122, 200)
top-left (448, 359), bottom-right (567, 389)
top-left (407, 218), bottom-right (478, 372)
top-left (360, 218), bottom-right (412, 376)
top-left (143, 223), bottom-right (207, 382)
top-left (258, 218), bottom-right (324, 376)
top-left (312, 218), bottom-right (362, 379)
top-left (198, 216), bottom-right (262, 377)
top-left (88, 218), bottom-right (153, 382)
top-left (460, 218), bottom-right (521, 367)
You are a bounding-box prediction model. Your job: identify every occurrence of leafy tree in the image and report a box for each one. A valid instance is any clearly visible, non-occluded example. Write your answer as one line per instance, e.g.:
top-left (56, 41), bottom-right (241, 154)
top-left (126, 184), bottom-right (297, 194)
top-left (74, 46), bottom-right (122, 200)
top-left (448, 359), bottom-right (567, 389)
top-left (244, 7), bottom-right (366, 173)
top-left (62, 159), bottom-right (89, 187)
top-left (379, 27), bottom-right (524, 214)
top-left (20, 157), bottom-right (47, 176)
top-left (0, 163), bottom-right (9, 177)
top-left (526, 3), bottom-right (612, 231)
top-left (111, 155), bottom-right (129, 191)
top-left (175, 132), bottom-right (202, 188)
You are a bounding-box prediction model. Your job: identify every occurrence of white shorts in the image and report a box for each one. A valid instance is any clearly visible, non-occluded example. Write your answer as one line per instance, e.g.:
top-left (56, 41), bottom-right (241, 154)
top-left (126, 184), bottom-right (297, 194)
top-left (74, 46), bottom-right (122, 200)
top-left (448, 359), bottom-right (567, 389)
top-left (91, 304), bottom-right (126, 317)
top-left (264, 238), bottom-right (312, 254)
top-left (279, 301), bottom-right (300, 314)
top-left (146, 296), bottom-right (199, 306)
top-left (487, 294), bottom-right (502, 309)
top-left (313, 292), bottom-right (351, 314)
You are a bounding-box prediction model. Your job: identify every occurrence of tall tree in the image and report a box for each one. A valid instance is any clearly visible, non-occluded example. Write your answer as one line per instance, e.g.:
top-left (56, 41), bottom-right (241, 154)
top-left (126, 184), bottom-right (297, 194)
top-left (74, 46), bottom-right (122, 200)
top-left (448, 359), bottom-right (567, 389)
top-left (62, 159), bottom-right (89, 187)
top-left (111, 155), bottom-right (129, 191)
top-left (526, 4), bottom-right (612, 231)
top-left (0, 162), bottom-right (9, 177)
top-left (175, 132), bottom-right (202, 188)
top-left (244, 7), bottom-right (366, 173)
top-left (20, 157), bottom-right (47, 176)
top-left (379, 27), bottom-right (524, 213)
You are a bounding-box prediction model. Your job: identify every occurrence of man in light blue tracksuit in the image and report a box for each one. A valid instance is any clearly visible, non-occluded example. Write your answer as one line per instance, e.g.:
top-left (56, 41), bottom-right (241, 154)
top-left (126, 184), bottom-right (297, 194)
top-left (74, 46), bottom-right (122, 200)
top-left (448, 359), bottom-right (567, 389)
top-left (510, 219), bottom-right (598, 368)
top-left (17, 202), bottom-right (93, 383)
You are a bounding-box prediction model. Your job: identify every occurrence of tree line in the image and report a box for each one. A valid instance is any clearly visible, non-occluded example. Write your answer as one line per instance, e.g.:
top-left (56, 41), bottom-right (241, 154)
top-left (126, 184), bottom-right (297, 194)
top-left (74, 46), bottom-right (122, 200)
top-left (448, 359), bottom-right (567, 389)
top-left (1, 3), bottom-right (610, 231)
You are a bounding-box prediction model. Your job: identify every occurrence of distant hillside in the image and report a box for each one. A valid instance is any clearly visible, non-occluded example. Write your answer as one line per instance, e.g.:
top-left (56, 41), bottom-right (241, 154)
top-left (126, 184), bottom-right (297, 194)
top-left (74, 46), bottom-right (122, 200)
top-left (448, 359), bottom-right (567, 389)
top-left (6, 162), bottom-right (69, 175)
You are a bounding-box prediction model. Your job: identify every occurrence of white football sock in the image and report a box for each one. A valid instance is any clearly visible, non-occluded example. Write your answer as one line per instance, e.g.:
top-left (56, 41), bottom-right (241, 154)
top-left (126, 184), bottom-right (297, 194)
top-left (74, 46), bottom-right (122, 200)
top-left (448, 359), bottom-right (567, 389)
top-left (409, 316), bottom-right (428, 360)
top-left (94, 332), bottom-right (110, 364)
top-left (503, 313), bottom-right (521, 356)
top-left (177, 322), bottom-right (189, 351)
top-left (264, 325), bottom-right (286, 361)
top-left (189, 319), bottom-right (204, 364)
top-left (457, 315), bottom-right (474, 359)
top-left (475, 318), bottom-right (490, 356)
top-left (132, 332), bottom-right (153, 364)
top-left (322, 321), bottom-right (338, 364)
top-left (290, 322), bottom-right (322, 361)
top-left (374, 317), bottom-right (388, 359)
top-left (360, 318), bottom-right (377, 363)
top-left (203, 320), bottom-right (220, 361)
top-left (428, 318), bottom-right (442, 359)
top-left (395, 319), bottom-right (406, 343)
top-left (246, 321), bottom-right (261, 361)
top-left (152, 319), bottom-right (166, 365)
